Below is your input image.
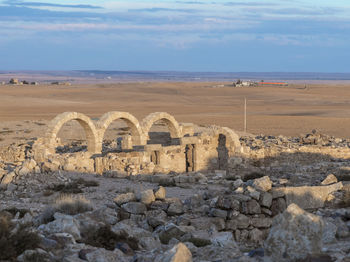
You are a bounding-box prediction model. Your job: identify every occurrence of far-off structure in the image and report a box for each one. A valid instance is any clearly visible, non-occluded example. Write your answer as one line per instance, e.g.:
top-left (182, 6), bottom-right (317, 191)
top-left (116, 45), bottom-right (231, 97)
top-left (32, 112), bottom-right (242, 175)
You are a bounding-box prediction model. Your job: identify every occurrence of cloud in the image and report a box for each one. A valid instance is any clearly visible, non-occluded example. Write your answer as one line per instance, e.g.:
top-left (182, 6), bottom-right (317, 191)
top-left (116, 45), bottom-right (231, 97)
top-left (3, 0), bottom-right (102, 9)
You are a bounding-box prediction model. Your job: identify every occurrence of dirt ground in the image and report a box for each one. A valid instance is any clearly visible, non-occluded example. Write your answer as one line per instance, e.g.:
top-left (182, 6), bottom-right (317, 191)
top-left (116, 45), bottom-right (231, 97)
top-left (1, 82), bottom-right (350, 140)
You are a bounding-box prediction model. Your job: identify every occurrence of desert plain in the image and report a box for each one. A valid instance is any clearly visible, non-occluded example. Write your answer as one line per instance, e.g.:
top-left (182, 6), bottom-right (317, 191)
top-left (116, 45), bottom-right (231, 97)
top-left (1, 81), bottom-right (350, 142)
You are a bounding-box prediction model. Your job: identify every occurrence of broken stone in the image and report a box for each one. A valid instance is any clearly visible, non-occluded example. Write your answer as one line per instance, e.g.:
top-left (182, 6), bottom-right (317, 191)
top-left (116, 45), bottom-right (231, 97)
top-left (154, 242), bottom-right (192, 262)
top-left (114, 192), bottom-right (136, 205)
top-left (140, 189), bottom-right (155, 205)
top-left (264, 203), bottom-right (324, 261)
top-left (241, 199), bottom-right (261, 214)
top-left (167, 199), bottom-right (184, 216)
top-left (252, 176), bottom-right (272, 192)
top-left (321, 174), bottom-right (338, 185)
top-left (260, 192), bottom-right (272, 208)
top-left (121, 202), bottom-right (147, 214)
top-left (154, 186), bottom-right (166, 200)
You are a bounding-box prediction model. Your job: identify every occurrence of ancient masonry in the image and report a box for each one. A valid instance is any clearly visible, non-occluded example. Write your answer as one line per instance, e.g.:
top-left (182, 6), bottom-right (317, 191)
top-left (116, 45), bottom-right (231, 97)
top-left (32, 111), bottom-right (242, 175)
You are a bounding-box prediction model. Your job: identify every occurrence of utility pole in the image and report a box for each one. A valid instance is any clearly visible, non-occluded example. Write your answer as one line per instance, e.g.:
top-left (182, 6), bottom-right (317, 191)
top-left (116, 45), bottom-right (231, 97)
top-left (244, 97), bottom-right (247, 133)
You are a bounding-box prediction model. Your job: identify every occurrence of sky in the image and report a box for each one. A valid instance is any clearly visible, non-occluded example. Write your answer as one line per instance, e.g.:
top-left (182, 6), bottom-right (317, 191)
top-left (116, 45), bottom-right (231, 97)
top-left (0, 0), bottom-right (349, 72)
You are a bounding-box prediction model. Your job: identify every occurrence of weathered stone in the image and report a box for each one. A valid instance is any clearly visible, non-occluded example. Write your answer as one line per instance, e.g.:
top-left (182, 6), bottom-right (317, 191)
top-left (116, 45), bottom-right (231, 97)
top-left (146, 209), bottom-right (167, 228)
top-left (1, 172), bottom-right (15, 185)
top-left (251, 217), bottom-right (272, 228)
top-left (271, 198), bottom-right (287, 216)
top-left (39, 213), bottom-right (81, 240)
top-left (17, 248), bottom-right (52, 262)
top-left (321, 174), bottom-right (338, 185)
top-left (233, 178), bottom-right (243, 188)
top-left (157, 223), bottom-right (188, 244)
top-left (216, 195), bottom-right (240, 210)
top-left (86, 248), bottom-right (128, 262)
top-left (150, 200), bottom-right (169, 211)
top-left (209, 208), bottom-right (227, 219)
top-left (241, 199), bottom-right (261, 214)
top-left (154, 186), bottom-right (166, 200)
top-left (270, 182), bottom-right (343, 210)
top-left (167, 199), bottom-right (184, 216)
top-left (236, 214), bottom-right (250, 229)
top-left (260, 192), bottom-right (273, 208)
top-left (249, 228), bottom-right (264, 243)
top-left (264, 203), bottom-right (324, 262)
top-left (322, 217), bottom-right (337, 244)
top-left (246, 186), bottom-right (260, 200)
top-left (140, 189), bottom-right (155, 205)
top-left (154, 242), bottom-right (192, 262)
top-left (114, 192), bottom-right (136, 205)
top-left (121, 202), bottom-right (146, 214)
top-left (252, 176), bottom-right (272, 192)
top-left (190, 217), bottom-right (225, 231)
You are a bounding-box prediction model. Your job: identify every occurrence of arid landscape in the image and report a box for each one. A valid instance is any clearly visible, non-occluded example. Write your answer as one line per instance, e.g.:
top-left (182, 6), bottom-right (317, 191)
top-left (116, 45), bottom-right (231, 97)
top-left (0, 78), bottom-right (350, 261)
top-left (1, 81), bottom-right (350, 140)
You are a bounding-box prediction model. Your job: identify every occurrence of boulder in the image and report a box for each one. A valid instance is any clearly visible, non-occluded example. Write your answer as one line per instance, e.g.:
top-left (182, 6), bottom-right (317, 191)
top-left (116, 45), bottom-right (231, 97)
top-left (146, 209), bottom-right (167, 228)
top-left (114, 192), bottom-right (136, 205)
top-left (154, 186), bottom-right (166, 200)
top-left (264, 203), bottom-right (324, 261)
top-left (39, 213), bottom-right (81, 240)
top-left (252, 176), bottom-right (272, 192)
top-left (167, 199), bottom-right (184, 216)
top-left (155, 242), bottom-right (192, 262)
top-left (140, 189), bottom-right (155, 205)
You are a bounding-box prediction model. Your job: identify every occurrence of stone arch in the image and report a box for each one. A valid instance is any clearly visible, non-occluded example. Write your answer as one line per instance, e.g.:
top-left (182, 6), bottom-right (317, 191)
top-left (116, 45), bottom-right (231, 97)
top-left (97, 111), bottom-right (144, 147)
top-left (141, 112), bottom-right (182, 141)
top-left (209, 126), bottom-right (242, 155)
top-left (44, 112), bottom-right (100, 154)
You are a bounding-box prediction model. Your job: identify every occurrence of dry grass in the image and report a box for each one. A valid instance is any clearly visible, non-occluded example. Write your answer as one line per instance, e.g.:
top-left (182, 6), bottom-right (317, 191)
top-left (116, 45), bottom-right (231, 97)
top-left (0, 212), bottom-right (40, 261)
top-left (38, 194), bottom-right (93, 225)
top-left (55, 194), bottom-right (93, 215)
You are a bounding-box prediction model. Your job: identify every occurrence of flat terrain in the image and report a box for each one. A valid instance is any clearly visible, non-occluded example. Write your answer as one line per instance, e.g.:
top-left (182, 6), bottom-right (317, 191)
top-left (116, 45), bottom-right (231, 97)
top-left (1, 82), bottom-right (350, 139)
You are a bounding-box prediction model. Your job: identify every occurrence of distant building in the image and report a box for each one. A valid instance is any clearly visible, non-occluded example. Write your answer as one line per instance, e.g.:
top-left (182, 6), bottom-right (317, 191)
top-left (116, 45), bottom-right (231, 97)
top-left (9, 78), bottom-right (19, 85)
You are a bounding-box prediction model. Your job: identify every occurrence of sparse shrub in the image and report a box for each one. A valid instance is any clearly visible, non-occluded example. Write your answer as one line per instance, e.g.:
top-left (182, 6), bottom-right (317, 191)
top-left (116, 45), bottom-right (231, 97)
top-left (55, 194), bottom-right (93, 215)
top-left (80, 224), bottom-right (138, 251)
top-left (48, 178), bottom-right (99, 194)
top-left (0, 212), bottom-right (40, 261)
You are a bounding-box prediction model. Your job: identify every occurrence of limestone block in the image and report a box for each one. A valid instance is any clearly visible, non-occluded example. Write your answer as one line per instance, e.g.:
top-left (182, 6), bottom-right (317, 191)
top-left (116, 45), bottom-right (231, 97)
top-left (264, 203), bottom-right (324, 261)
top-left (270, 182), bottom-right (343, 210)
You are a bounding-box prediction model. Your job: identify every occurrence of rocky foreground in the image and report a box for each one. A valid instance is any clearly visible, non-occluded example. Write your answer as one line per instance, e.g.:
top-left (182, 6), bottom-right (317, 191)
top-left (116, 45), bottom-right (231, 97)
top-left (0, 131), bottom-right (350, 261)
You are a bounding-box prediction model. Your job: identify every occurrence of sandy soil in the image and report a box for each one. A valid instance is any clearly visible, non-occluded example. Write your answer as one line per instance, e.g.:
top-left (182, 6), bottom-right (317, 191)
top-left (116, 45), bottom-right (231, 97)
top-left (1, 82), bottom-right (350, 141)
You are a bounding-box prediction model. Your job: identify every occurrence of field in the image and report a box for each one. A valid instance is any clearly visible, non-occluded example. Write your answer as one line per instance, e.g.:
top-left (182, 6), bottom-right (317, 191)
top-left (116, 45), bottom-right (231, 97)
top-left (1, 81), bottom-right (350, 139)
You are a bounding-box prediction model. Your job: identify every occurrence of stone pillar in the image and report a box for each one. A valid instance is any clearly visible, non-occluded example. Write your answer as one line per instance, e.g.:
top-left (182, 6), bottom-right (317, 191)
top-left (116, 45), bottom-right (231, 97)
top-left (121, 135), bottom-right (133, 150)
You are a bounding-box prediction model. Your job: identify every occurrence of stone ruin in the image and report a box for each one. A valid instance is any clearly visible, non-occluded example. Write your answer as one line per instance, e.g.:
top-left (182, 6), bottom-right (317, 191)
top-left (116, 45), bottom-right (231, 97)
top-left (32, 111), bottom-right (242, 176)
top-left (1, 112), bottom-right (350, 261)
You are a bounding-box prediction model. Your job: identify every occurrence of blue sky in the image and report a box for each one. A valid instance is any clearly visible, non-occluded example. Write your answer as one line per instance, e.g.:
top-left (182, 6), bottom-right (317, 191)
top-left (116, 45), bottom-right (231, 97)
top-left (0, 0), bottom-right (349, 72)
